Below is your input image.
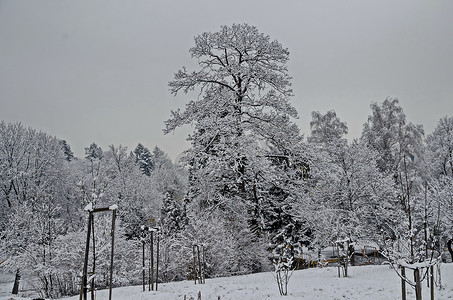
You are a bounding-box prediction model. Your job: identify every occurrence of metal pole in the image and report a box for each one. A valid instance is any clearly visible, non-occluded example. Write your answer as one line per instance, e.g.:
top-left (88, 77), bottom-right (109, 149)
top-left (109, 209), bottom-right (116, 300)
top-left (80, 212), bottom-right (92, 300)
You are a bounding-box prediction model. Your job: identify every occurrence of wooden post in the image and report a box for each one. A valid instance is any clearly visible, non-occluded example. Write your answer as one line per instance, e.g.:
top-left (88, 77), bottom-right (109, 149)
top-left (430, 265), bottom-right (434, 300)
top-left (401, 266), bottom-right (406, 300)
top-left (109, 209), bottom-right (116, 300)
top-left (414, 268), bottom-right (422, 300)
top-left (142, 240), bottom-right (145, 292)
top-left (151, 231), bottom-right (154, 291)
top-left (193, 245), bottom-right (197, 284)
top-left (336, 244), bottom-right (341, 278)
top-left (79, 206), bottom-right (116, 300)
top-left (148, 232), bottom-right (151, 292)
top-left (80, 211), bottom-right (92, 300)
top-left (202, 245), bottom-right (206, 284)
top-left (197, 245), bottom-right (202, 284)
top-left (91, 216), bottom-right (96, 300)
top-left (156, 230), bottom-right (159, 291)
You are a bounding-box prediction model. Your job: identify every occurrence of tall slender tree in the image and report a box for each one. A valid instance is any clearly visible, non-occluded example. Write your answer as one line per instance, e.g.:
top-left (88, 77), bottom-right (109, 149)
top-left (133, 143), bottom-right (154, 176)
top-left (425, 116), bottom-right (453, 255)
top-left (361, 98), bottom-right (428, 300)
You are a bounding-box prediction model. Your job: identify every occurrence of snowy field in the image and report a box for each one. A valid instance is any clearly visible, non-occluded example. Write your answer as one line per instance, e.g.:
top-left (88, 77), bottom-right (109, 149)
top-left (1, 264), bottom-right (453, 300)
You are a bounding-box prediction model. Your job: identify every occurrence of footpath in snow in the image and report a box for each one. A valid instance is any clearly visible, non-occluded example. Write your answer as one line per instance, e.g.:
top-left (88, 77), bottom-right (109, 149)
top-left (1, 264), bottom-right (453, 300)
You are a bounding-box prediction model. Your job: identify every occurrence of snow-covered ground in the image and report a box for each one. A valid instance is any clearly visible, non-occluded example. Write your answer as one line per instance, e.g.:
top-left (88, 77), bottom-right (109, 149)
top-left (2, 264), bottom-right (453, 300)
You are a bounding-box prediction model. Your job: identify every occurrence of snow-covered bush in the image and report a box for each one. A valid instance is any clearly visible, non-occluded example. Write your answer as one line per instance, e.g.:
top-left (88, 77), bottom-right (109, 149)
top-left (270, 235), bottom-right (300, 296)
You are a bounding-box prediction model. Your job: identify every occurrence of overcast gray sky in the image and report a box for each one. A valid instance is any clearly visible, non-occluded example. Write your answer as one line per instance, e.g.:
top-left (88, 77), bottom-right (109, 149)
top-left (1, 0), bottom-right (452, 160)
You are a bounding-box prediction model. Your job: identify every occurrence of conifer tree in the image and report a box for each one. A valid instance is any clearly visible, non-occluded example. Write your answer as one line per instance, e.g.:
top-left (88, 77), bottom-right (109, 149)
top-left (133, 143), bottom-right (154, 176)
top-left (59, 139), bottom-right (75, 161)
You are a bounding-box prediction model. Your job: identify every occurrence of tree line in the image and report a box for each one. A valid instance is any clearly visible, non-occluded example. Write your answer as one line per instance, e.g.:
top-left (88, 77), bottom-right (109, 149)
top-left (0, 125), bottom-right (187, 297)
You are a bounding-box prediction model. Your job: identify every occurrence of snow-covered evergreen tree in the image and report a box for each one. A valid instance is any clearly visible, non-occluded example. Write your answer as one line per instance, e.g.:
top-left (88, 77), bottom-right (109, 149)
top-left (133, 143), bottom-right (154, 176)
top-left (59, 139), bottom-right (74, 162)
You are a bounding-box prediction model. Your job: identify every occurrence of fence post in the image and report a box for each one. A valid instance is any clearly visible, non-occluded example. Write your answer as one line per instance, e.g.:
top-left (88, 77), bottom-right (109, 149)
top-left (91, 217), bottom-right (96, 300)
top-left (430, 265), bottom-right (434, 300)
top-left (193, 245), bottom-right (197, 284)
top-left (109, 209), bottom-right (116, 300)
top-left (156, 230), bottom-right (160, 291)
top-left (197, 245), bottom-right (202, 284)
top-left (80, 211), bottom-right (92, 300)
top-left (401, 266), bottom-right (406, 300)
top-left (414, 268), bottom-right (422, 300)
top-left (142, 240), bottom-right (145, 292)
top-left (151, 231), bottom-right (154, 291)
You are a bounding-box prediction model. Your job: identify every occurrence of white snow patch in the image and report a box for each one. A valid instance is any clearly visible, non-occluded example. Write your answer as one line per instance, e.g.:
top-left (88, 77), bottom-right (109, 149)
top-left (3, 264), bottom-right (453, 300)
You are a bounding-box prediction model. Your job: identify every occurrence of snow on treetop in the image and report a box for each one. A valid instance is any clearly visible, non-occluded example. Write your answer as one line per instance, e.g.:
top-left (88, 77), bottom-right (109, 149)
top-left (84, 202), bottom-right (93, 211)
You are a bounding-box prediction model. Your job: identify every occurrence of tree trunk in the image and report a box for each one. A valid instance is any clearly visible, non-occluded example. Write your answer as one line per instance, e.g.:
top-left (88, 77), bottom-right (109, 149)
top-left (447, 239), bottom-right (453, 262)
top-left (11, 269), bottom-right (20, 294)
top-left (423, 184), bottom-right (429, 262)
top-left (349, 244), bottom-right (355, 266)
top-left (437, 263), bottom-right (442, 289)
top-left (344, 240), bottom-right (349, 277)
